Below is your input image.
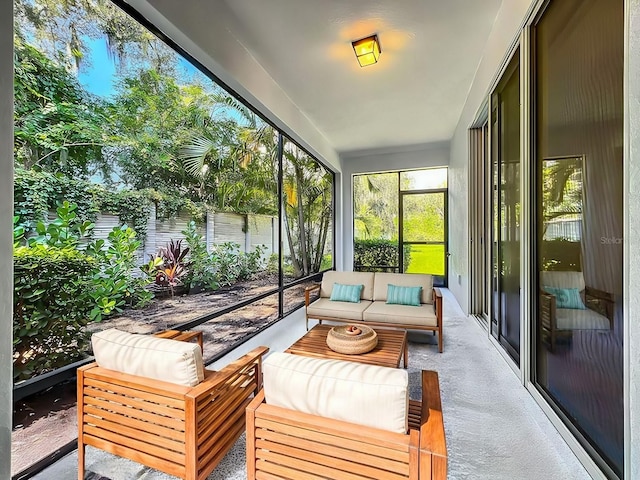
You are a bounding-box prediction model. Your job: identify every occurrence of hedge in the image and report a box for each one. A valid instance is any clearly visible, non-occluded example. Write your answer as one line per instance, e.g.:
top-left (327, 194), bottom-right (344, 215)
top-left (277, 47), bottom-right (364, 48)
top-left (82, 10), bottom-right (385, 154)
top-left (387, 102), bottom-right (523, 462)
top-left (13, 245), bottom-right (97, 381)
top-left (354, 239), bottom-right (411, 272)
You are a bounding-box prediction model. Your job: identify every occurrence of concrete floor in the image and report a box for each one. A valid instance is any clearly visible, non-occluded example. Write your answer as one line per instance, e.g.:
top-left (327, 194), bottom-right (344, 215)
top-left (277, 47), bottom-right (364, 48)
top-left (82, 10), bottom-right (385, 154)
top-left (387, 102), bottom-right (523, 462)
top-left (32, 289), bottom-right (591, 480)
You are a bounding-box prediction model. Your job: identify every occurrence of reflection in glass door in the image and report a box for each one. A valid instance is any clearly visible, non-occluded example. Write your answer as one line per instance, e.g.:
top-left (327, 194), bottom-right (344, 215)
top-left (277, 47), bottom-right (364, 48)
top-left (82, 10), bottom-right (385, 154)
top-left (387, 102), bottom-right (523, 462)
top-left (533, 0), bottom-right (623, 475)
top-left (490, 49), bottom-right (520, 364)
top-left (400, 191), bottom-right (447, 286)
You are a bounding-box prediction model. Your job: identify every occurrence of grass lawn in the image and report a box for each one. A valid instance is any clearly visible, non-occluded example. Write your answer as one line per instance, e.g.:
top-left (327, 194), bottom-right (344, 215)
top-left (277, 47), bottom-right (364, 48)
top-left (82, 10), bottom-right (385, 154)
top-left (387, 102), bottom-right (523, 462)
top-left (405, 244), bottom-right (445, 276)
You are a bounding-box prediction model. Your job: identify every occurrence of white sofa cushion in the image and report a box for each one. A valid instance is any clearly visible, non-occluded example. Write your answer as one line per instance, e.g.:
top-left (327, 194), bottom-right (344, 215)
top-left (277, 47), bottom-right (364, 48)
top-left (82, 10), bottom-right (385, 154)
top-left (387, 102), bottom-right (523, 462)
top-left (320, 271), bottom-right (375, 300)
top-left (91, 328), bottom-right (204, 387)
top-left (263, 352), bottom-right (408, 433)
top-left (373, 273), bottom-right (434, 304)
top-left (363, 301), bottom-right (438, 327)
top-left (307, 298), bottom-right (372, 321)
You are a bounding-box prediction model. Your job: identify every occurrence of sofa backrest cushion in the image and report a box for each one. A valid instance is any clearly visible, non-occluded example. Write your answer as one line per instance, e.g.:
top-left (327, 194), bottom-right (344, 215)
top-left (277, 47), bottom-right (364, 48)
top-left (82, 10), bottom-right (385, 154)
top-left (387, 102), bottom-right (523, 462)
top-left (374, 272), bottom-right (433, 304)
top-left (540, 270), bottom-right (585, 291)
top-left (263, 352), bottom-right (408, 434)
top-left (92, 328), bottom-right (204, 387)
top-left (320, 271), bottom-right (375, 300)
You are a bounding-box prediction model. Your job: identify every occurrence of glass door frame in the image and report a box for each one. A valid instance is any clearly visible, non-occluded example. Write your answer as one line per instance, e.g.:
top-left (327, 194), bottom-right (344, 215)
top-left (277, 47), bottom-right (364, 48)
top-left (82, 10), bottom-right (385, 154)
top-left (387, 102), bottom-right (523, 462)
top-left (398, 188), bottom-right (449, 287)
top-left (469, 121), bottom-right (491, 325)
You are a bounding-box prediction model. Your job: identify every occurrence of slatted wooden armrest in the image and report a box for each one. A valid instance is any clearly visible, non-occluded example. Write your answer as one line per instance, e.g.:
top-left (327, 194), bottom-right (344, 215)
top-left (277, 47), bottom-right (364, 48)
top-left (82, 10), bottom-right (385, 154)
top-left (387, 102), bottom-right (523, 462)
top-left (304, 283), bottom-right (321, 307)
top-left (585, 286), bottom-right (615, 326)
top-left (188, 346), bottom-right (269, 399)
top-left (154, 329), bottom-right (204, 352)
top-left (419, 370), bottom-right (447, 480)
top-left (432, 288), bottom-right (444, 352)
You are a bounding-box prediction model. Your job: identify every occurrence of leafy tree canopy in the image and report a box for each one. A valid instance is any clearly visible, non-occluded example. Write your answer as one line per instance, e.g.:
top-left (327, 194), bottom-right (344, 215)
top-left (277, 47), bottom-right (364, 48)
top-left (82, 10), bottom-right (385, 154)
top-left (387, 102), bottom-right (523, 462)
top-left (14, 0), bottom-right (179, 75)
top-left (14, 36), bottom-right (110, 178)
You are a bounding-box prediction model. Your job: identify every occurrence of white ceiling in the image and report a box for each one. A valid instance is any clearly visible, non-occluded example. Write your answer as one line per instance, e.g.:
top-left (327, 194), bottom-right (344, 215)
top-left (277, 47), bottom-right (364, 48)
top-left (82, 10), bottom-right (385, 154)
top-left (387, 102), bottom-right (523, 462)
top-left (219, 0), bottom-right (503, 155)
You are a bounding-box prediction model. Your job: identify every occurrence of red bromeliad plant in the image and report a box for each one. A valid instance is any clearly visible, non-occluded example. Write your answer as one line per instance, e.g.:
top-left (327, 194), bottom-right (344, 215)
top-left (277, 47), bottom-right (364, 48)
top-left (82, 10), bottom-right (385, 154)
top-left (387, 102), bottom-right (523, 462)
top-left (142, 239), bottom-right (191, 295)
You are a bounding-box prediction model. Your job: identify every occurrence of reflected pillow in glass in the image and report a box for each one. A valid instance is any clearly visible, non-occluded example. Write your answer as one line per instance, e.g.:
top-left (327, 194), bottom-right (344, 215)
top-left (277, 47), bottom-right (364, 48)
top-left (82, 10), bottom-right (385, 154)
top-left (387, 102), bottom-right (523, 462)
top-left (543, 286), bottom-right (587, 310)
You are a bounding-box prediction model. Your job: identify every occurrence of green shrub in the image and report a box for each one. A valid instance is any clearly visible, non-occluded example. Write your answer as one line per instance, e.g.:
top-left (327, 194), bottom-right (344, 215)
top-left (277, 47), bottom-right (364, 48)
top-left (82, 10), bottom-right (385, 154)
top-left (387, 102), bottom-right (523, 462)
top-left (266, 253), bottom-right (279, 275)
top-left (13, 245), bottom-right (96, 381)
top-left (212, 242), bottom-right (266, 286)
top-left (241, 245), bottom-right (267, 280)
top-left (354, 239), bottom-right (411, 272)
top-left (27, 200), bottom-right (94, 249)
top-left (86, 225), bottom-right (154, 317)
top-left (320, 254), bottom-right (333, 271)
top-left (13, 204), bottom-right (154, 381)
top-left (182, 221), bottom-right (218, 290)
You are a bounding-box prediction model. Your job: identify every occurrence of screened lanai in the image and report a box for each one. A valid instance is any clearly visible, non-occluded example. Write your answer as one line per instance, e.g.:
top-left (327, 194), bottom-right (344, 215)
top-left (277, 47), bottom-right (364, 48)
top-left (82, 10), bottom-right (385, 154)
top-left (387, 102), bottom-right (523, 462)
top-left (2, 1), bottom-right (640, 480)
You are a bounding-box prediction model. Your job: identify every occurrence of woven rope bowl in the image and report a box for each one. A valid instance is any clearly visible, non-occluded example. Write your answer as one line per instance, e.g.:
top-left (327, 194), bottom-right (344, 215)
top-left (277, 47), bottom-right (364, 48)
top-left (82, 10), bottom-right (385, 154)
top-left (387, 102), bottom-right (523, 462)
top-left (326, 325), bottom-right (378, 354)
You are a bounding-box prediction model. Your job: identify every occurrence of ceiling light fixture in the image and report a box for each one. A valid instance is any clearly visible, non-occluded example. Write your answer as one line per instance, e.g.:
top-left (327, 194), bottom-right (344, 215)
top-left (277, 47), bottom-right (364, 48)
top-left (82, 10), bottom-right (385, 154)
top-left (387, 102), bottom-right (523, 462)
top-left (352, 34), bottom-right (381, 67)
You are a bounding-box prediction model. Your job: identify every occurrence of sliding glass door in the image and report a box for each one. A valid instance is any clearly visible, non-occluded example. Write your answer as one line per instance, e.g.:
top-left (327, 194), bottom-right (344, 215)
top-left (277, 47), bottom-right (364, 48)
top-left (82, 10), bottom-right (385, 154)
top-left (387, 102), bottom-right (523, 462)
top-left (532, 0), bottom-right (624, 476)
top-left (490, 50), bottom-right (521, 364)
top-left (400, 190), bottom-right (447, 284)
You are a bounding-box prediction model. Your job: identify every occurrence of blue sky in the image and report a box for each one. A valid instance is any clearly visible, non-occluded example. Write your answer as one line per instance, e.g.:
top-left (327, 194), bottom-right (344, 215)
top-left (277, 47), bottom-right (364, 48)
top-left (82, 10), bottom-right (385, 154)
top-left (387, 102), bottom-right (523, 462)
top-left (75, 36), bottom-right (246, 125)
top-left (77, 38), bottom-right (117, 98)
top-left (78, 38), bottom-right (202, 99)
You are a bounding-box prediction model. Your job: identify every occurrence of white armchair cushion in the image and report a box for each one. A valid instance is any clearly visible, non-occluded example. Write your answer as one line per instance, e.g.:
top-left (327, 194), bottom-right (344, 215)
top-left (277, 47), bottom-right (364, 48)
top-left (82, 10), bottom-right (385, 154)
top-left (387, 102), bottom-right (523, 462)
top-left (263, 352), bottom-right (408, 434)
top-left (91, 328), bottom-right (204, 387)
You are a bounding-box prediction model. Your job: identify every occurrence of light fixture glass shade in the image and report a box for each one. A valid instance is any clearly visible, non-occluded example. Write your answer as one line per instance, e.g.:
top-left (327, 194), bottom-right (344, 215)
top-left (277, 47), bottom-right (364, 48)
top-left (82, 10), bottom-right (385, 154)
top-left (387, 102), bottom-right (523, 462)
top-left (352, 34), bottom-right (381, 67)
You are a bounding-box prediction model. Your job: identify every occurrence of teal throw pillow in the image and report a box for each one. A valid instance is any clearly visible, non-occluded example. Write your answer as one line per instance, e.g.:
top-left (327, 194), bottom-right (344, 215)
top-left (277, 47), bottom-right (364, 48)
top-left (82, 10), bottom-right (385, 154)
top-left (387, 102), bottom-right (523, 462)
top-left (386, 284), bottom-right (422, 306)
top-left (329, 283), bottom-right (363, 303)
top-left (543, 286), bottom-right (586, 310)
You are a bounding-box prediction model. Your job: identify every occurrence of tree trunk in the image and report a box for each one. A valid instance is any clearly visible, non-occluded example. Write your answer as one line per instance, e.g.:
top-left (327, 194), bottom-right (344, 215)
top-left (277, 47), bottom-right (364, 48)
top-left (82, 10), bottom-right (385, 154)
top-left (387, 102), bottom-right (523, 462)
top-left (294, 163), bottom-right (309, 276)
top-left (313, 209), bottom-right (328, 271)
top-left (283, 210), bottom-right (302, 278)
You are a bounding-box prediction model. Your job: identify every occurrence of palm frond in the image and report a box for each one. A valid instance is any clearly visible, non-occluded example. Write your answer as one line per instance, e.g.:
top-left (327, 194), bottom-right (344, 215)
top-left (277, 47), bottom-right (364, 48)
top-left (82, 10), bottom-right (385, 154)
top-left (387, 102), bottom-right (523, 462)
top-left (179, 135), bottom-right (217, 179)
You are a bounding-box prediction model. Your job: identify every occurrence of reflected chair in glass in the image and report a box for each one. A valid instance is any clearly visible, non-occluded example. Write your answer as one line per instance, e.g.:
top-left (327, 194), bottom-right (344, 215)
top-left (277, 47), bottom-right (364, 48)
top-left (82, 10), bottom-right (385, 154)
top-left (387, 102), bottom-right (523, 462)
top-left (539, 271), bottom-right (614, 350)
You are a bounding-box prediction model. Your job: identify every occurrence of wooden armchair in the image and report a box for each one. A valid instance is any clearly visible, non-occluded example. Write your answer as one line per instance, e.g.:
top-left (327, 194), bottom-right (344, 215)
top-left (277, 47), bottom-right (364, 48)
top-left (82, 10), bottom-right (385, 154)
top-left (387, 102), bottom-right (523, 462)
top-left (539, 271), bottom-right (614, 349)
top-left (246, 353), bottom-right (447, 480)
top-left (77, 333), bottom-right (269, 480)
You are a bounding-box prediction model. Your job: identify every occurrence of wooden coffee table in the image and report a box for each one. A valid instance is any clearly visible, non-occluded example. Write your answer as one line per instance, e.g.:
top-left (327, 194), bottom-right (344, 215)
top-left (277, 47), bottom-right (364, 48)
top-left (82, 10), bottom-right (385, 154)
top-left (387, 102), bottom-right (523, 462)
top-left (286, 324), bottom-right (408, 368)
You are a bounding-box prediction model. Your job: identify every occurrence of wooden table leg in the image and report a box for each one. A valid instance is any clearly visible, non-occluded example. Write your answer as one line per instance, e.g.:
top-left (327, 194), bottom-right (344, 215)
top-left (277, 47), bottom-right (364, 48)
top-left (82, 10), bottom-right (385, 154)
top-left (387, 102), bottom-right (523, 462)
top-left (403, 334), bottom-right (408, 369)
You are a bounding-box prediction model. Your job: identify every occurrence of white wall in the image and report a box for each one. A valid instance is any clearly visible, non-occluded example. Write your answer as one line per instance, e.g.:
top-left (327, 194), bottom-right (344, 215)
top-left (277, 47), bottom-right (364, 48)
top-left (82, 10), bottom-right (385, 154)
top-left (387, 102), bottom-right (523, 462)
top-left (0, 1), bottom-right (13, 476)
top-left (626, 1), bottom-right (640, 476)
top-left (126, 0), bottom-right (339, 172)
top-left (447, 0), bottom-right (536, 314)
top-left (339, 141), bottom-right (450, 271)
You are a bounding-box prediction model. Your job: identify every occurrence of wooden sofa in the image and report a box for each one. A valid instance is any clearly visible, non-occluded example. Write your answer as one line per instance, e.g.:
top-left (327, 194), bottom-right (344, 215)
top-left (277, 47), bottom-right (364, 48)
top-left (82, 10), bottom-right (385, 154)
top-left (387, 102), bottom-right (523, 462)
top-left (77, 328), bottom-right (269, 480)
top-left (305, 271), bottom-right (444, 352)
top-left (246, 352), bottom-right (447, 480)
